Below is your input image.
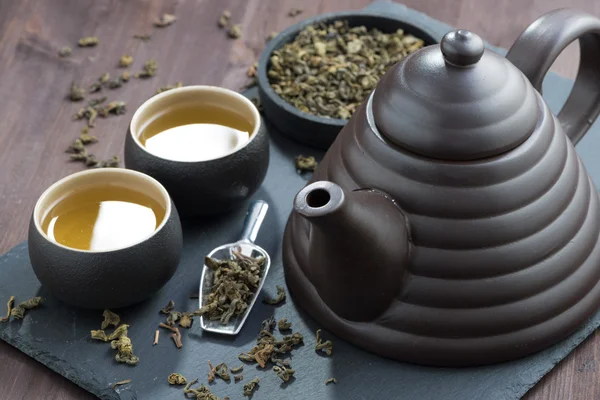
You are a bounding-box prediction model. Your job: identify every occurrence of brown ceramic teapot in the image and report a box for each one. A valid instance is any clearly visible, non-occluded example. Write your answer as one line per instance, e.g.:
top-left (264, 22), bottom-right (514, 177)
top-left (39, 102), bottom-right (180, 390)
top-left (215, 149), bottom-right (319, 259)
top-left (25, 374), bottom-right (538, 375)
top-left (282, 8), bottom-right (600, 367)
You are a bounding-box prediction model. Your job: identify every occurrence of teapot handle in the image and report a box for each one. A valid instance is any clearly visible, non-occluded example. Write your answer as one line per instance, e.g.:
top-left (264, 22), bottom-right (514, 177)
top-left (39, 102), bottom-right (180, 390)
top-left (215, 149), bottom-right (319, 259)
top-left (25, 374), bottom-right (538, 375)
top-left (506, 8), bottom-right (600, 145)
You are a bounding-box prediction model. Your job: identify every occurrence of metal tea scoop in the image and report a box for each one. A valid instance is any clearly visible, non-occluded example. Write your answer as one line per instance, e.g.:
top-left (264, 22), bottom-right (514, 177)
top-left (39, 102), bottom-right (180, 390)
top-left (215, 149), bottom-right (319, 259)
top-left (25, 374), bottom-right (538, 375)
top-left (198, 200), bottom-right (270, 335)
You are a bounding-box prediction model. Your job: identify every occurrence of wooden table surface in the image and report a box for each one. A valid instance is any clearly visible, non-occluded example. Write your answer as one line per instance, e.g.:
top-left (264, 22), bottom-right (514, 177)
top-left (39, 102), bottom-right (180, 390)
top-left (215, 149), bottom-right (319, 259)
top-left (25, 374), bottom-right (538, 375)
top-left (1, 0), bottom-right (600, 399)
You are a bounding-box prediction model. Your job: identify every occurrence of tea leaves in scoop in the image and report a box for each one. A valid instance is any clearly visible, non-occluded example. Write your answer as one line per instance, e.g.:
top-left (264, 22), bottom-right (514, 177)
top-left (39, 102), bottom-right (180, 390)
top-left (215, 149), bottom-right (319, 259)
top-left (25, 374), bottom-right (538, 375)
top-left (138, 105), bottom-right (253, 162)
top-left (42, 185), bottom-right (165, 251)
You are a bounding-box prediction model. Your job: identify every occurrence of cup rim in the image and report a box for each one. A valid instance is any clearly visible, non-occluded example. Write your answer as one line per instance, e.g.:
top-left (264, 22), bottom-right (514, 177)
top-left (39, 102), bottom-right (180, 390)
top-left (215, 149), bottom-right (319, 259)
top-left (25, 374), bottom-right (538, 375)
top-left (32, 168), bottom-right (173, 254)
top-left (129, 85), bottom-right (262, 163)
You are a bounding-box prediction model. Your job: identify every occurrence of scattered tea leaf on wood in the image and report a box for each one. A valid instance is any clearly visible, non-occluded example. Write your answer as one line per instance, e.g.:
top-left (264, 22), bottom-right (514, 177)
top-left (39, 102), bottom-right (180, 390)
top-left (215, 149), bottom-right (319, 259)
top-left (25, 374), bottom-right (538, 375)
top-left (263, 285), bottom-right (286, 305)
top-left (267, 20), bottom-right (425, 119)
top-left (243, 377), bottom-right (260, 397)
top-left (168, 373), bottom-right (187, 385)
top-left (91, 329), bottom-right (109, 341)
top-left (86, 154), bottom-right (99, 167)
top-left (156, 82), bottom-right (183, 94)
top-left (107, 76), bottom-right (125, 89)
top-left (228, 24), bottom-right (242, 39)
top-left (267, 31), bottom-right (278, 42)
top-left (154, 13), bottom-right (177, 28)
top-left (133, 33), bottom-right (151, 41)
top-left (230, 365), bottom-right (244, 374)
top-left (119, 55), bottom-right (133, 68)
top-left (59, 46), bottom-right (72, 57)
top-left (99, 155), bottom-right (120, 168)
top-left (101, 309), bottom-right (120, 330)
top-left (0, 296), bottom-right (15, 322)
top-left (288, 8), bottom-right (303, 17)
top-left (135, 59), bottom-right (158, 78)
top-left (69, 82), bottom-right (86, 101)
top-left (234, 375), bottom-right (243, 382)
top-left (66, 138), bottom-right (85, 153)
top-left (194, 251), bottom-right (265, 325)
top-left (247, 62), bottom-right (258, 78)
top-left (121, 71), bottom-right (131, 82)
top-left (184, 379), bottom-right (221, 400)
top-left (88, 97), bottom-right (107, 107)
top-left (218, 10), bottom-right (231, 28)
top-left (278, 318), bottom-right (291, 331)
top-left (99, 101), bottom-right (126, 117)
top-left (315, 328), bottom-right (333, 356)
top-left (160, 300), bottom-right (175, 314)
top-left (295, 155), bottom-right (317, 173)
top-left (79, 128), bottom-right (98, 144)
top-left (273, 365), bottom-right (295, 382)
top-left (78, 36), bottom-right (99, 47)
top-left (325, 377), bottom-right (337, 385)
top-left (10, 297), bottom-right (44, 319)
top-left (153, 329), bottom-right (159, 345)
top-left (111, 379), bottom-right (131, 389)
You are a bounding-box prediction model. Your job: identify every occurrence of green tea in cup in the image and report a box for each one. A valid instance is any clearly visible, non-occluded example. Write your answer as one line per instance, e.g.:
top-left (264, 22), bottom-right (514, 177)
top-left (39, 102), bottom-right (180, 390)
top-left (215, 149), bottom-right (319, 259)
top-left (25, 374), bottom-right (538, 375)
top-left (41, 184), bottom-right (166, 251)
top-left (138, 104), bottom-right (253, 162)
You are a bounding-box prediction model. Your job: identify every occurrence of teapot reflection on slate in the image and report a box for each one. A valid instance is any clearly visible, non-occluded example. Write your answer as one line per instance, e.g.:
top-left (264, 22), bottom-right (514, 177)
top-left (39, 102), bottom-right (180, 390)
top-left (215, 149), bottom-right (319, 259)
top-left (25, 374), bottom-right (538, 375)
top-left (282, 8), bottom-right (600, 366)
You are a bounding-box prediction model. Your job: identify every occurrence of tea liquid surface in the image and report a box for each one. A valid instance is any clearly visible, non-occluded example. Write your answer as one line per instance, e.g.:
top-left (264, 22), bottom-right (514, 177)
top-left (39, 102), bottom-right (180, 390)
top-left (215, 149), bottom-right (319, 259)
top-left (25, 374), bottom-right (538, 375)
top-left (42, 185), bottom-right (165, 251)
top-left (139, 105), bottom-right (253, 162)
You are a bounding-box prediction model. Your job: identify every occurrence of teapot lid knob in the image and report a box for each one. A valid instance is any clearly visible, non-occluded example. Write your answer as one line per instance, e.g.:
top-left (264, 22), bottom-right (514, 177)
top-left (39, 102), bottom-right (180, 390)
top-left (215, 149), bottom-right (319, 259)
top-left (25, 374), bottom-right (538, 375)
top-left (441, 30), bottom-right (484, 66)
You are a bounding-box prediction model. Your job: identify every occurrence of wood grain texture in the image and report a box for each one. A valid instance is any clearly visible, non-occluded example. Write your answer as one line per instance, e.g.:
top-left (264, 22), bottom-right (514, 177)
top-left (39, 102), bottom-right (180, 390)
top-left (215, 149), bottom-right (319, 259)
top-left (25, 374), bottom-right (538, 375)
top-left (1, 1), bottom-right (600, 399)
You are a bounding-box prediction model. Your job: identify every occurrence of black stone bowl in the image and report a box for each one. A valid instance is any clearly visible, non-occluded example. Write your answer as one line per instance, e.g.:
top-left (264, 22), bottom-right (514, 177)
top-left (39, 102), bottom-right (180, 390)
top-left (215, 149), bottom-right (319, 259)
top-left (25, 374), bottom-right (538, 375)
top-left (28, 168), bottom-right (183, 309)
top-left (257, 11), bottom-right (439, 150)
top-left (124, 86), bottom-right (269, 217)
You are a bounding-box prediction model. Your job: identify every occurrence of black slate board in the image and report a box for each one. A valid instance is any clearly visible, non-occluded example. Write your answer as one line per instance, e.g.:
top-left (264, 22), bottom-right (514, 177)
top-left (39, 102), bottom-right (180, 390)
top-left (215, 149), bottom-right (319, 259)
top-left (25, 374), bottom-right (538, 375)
top-left (2, 2), bottom-right (600, 399)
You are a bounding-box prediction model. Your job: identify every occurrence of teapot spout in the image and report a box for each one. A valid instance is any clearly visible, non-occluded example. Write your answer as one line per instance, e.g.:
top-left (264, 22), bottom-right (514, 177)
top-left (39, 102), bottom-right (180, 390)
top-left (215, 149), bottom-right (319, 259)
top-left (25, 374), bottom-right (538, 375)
top-left (294, 181), bottom-right (412, 322)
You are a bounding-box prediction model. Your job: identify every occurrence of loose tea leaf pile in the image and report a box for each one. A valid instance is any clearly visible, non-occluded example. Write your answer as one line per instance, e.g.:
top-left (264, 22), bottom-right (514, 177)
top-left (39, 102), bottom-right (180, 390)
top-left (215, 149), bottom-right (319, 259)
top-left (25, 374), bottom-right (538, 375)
top-left (243, 377), bottom-right (260, 397)
top-left (295, 155), bottom-right (318, 173)
top-left (195, 251), bottom-right (265, 325)
top-left (217, 9), bottom-right (242, 40)
top-left (267, 20), bottom-right (425, 119)
top-left (263, 285), bottom-right (286, 305)
top-left (184, 379), bottom-right (222, 400)
top-left (315, 328), bottom-right (333, 356)
top-left (10, 297), bottom-right (44, 320)
top-left (168, 373), bottom-right (188, 385)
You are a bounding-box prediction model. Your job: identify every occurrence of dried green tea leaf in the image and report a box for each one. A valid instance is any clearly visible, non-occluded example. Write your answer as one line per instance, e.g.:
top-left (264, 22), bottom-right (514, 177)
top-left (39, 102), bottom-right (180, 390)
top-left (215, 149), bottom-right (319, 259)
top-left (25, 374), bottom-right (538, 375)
top-left (91, 329), bottom-right (109, 342)
top-left (228, 24), bottom-right (242, 39)
top-left (277, 318), bottom-right (291, 331)
top-left (99, 101), bottom-right (126, 117)
top-left (120, 71), bottom-right (131, 82)
top-left (99, 73), bottom-right (110, 84)
top-left (78, 36), bottom-right (99, 47)
top-left (273, 365), bottom-right (295, 382)
top-left (99, 155), bottom-right (120, 168)
top-left (154, 13), bottom-right (176, 28)
top-left (230, 365), bottom-right (243, 374)
top-left (88, 97), bottom-right (107, 107)
top-left (119, 55), bottom-right (133, 68)
top-left (263, 285), bottom-right (286, 305)
top-left (260, 316), bottom-right (276, 333)
top-left (79, 129), bottom-right (98, 144)
top-left (168, 373), bottom-right (187, 385)
top-left (69, 82), bottom-right (86, 101)
top-left (135, 59), bottom-right (158, 78)
top-left (66, 138), bottom-right (85, 154)
top-left (160, 300), bottom-right (175, 314)
top-left (184, 379), bottom-right (221, 400)
top-left (108, 324), bottom-right (129, 340)
top-left (111, 334), bottom-right (140, 365)
top-left (325, 377), bottom-right (337, 385)
top-left (218, 10), bottom-right (231, 28)
top-left (85, 154), bottom-right (99, 167)
top-left (112, 379), bottom-right (131, 389)
top-left (214, 363), bottom-right (231, 382)
top-left (156, 81), bottom-right (183, 94)
top-left (315, 329), bottom-right (333, 356)
top-left (179, 312), bottom-right (193, 328)
top-left (234, 374), bottom-right (243, 382)
top-left (243, 377), bottom-right (259, 397)
top-left (247, 62), bottom-right (258, 78)
top-left (101, 310), bottom-right (120, 330)
top-left (10, 297), bottom-right (43, 319)
top-left (295, 155), bottom-right (317, 173)
top-left (59, 46), bottom-right (72, 57)
top-left (133, 33), bottom-right (151, 41)
top-left (0, 296), bottom-right (15, 322)
top-left (166, 311), bottom-right (181, 326)
top-left (107, 77), bottom-right (124, 89)
top-left (288, 8), bottom-right (303, 17)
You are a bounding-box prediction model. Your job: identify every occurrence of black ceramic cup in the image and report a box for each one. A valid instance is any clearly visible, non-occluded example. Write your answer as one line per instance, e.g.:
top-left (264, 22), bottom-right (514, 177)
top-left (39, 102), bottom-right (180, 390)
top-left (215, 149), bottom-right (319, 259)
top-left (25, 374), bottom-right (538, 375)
top-left (28, 168), bottom-right (183, 309)
top-left (124, 86), bottom-right (269, 217)
top-left (257, 11), bottom-right (439, 150)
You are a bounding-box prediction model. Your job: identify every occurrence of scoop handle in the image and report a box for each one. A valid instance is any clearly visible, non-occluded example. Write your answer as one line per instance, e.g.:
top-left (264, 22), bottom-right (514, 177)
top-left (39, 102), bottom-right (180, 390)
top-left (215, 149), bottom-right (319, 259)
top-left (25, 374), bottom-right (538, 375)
top-left (506, 8), bottom-right (600, 145)
top-left (238, 200), bottom-right (269, 243)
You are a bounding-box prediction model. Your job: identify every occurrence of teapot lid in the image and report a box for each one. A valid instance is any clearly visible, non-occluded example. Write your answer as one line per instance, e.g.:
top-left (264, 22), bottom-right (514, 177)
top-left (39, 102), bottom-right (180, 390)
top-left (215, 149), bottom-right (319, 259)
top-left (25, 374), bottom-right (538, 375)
top-left (372, 30), bottom-right (539, 161)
